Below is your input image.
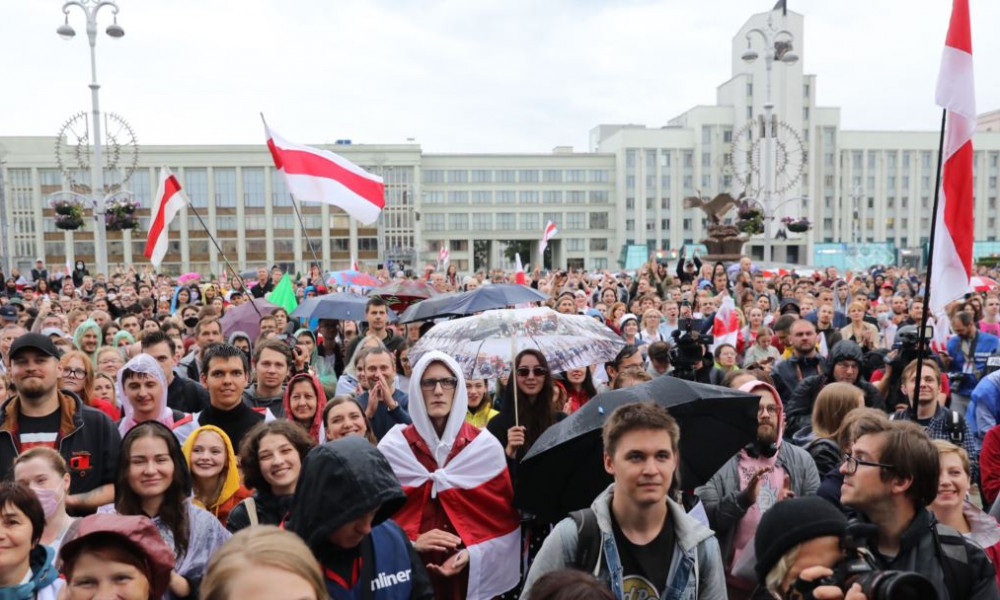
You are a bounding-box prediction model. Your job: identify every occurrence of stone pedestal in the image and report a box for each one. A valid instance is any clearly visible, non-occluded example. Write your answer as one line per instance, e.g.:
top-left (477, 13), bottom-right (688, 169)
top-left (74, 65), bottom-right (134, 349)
top-left (700, 224), bottom-right (748, 263)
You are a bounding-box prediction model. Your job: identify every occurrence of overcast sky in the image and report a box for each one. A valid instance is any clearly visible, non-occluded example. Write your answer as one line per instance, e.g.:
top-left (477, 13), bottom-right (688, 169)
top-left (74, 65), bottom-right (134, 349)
top-left (3, 0), bottom-right (998, 154)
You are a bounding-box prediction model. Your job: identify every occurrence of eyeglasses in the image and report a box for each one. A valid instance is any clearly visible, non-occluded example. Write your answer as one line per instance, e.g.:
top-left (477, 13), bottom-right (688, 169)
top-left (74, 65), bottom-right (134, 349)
top-left (63, 368), bottom-right (86, 379)
top-left (420, 377), bottom-right (458, 391)
top-left (516, 367), bottom-right (548, 378)
top-left (842, 452), bottom-right (894, 475)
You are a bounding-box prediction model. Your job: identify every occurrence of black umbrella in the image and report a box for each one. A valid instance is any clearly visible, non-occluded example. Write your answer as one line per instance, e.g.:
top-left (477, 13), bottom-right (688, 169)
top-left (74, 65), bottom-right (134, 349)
top-left (397, 292), bottom-right (465, 323)
top-left (518, 376), bottom-right (761, 520)
top-left (448, 284), bottom-right (549, 314)
top-left (291, 292), bottom-right (397, 322)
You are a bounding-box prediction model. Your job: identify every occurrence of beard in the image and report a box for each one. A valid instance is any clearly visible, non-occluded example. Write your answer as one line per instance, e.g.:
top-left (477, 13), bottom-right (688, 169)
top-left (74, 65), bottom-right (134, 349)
top-left (756, 422), bottom-right (778, 446)
top-left (17, 377), bottom-right (57, 402)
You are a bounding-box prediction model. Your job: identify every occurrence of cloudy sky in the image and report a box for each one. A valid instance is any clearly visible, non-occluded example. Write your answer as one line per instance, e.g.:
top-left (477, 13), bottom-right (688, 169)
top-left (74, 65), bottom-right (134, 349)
top-left (3, 0), bottom-right (998, 153)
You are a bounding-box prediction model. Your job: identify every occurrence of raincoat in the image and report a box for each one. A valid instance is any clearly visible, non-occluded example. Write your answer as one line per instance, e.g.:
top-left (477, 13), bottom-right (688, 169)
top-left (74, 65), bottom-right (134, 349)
top-left (72, 319), bottom-right (102, 364)
top-left (0, 545), bottom-right (63, 600)
top-left (181, 425), bottom-right (252, 525)
top-left (116, 354), bottom-right (175, 436)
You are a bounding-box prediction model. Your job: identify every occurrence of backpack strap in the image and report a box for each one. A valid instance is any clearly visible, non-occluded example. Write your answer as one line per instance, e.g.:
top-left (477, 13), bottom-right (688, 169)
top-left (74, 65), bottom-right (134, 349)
top-left (244, 497), bottom-right (259, 527)
top-left (569, 508), bottom-right (602, 576)
top-left (932, 522), bottom-right (971, 600)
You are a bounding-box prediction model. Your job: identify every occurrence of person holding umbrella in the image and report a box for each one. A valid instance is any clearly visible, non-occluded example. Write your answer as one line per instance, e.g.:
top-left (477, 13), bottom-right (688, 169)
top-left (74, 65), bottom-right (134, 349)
top-left (521, 403), bottom-right (725, 600)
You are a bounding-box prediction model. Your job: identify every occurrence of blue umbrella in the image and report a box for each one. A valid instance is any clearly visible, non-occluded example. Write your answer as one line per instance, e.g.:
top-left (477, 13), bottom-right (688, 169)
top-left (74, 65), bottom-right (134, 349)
top-left (448, 284), bottom-right (549, 314)
top-left (291, 292), bottom-right (397, 322)
top-left (398, 292), bottom-right (465, 324)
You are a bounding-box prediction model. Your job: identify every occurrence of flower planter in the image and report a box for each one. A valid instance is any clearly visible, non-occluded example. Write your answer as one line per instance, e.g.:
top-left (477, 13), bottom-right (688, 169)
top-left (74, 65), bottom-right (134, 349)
top-left (737, 218), bottom-right (764, 235)
top-left (105, 198), bottom-right (139, 231)
top-left (787, 222), bottom-right (810, 233)
top-left (55, 214), bottom-right (83, 230)
top-left (737, 208), bottom-right (762, 220)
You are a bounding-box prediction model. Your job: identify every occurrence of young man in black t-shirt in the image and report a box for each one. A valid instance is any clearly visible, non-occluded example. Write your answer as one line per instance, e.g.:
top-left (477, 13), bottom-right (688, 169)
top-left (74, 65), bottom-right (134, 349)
top-left (521, 403), bottom-right (726, 599)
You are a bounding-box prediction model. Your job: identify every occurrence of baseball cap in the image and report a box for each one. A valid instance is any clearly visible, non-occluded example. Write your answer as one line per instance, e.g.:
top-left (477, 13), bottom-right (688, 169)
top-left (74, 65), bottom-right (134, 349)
top-left (9, 333), bottom-right (61, 360)
top-left (0, 306), bottom-right (17, 321)
top-left (779, 298), bottom-right (801, 315)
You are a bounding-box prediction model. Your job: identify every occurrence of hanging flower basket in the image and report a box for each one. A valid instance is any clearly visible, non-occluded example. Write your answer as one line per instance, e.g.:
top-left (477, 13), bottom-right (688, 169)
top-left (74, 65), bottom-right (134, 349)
top-left (782, 216), bottom-right (812, 233)
top-left (736, 216), bottom-right (764, 235)
top-left (55, 214), bottom-right (84, 230)
top-left (51, 196), bottom-right (84, 217)
top-left (105, 198), bottom-right (139, 231)
top-left (737, 200), bottom-right (762, 220)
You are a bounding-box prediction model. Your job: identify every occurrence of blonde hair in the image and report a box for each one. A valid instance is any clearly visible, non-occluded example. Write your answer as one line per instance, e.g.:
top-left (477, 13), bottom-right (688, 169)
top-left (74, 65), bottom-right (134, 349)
top-left (765, 543), bottom-right (801, 595)
top-left (811, 382), bottom-right (863, 439)
top-left (14, 446), bottom-right (68, 477)
top-left (201, 526), bottom-right (325, 600)
top-left (932, 439), bottom-right (970, 477)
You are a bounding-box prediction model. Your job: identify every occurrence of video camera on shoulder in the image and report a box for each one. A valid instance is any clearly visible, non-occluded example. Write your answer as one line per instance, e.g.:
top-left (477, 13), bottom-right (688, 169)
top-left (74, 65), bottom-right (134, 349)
top-left (787, 521), bottom-right (936, 600)
top-left (669, 318), bottom-right (712, 381)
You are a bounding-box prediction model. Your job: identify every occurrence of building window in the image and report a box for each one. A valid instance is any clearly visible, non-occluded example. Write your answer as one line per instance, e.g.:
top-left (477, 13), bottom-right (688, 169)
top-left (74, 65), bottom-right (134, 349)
top-left (520, 191), bottom-right (539, 204)
top-left (625, 219), bottom-right (634, 232)
top-left (589, 212), bottom-right (609, 229)
top-left (496, 213), bottom-right (516, 231)
top-left (566, 212), bottom-right (586, 230)
top-left (424, 214), bottom-right (445, 231)
top-left (214, 168), bottom-right (236, 208)
top-left (472, 213), bottom-right (493, 230)
top-left (567, 191), bottom-right (586, 204)
top-left (543, 191), bottom-right (563, 203)
top-left (566, 170), bottom-right (586, 183)
top-left (471, 191), bottom-right (492, 204)
top-left (449, 213), bottom-right (469, 230)
top-left (423, 192), bottom-right (445, 204)
top-left (448, 191), bottom-right (469, 204)
top-left (423, 170), bottom-right (445, 184)
top-left (661, 218), bottom-right (670, 230)
top-left (589, 191), bottom-right (609, 204)
top-left (496, 170), bottom-right (516, 183)
top-left (520, 213), bottom-right (540, 230)
top-left (184, 168), bottom-right (208, 208)
top-left (589, 170), bottom-right (610, 183)
top-left (242, 168), bottom-right (265, 208)
top-left (470, 169), bottom-right (492, 183)
top-left (543, 169), bottom-right (562, 183)
top-left (590, 239), bottom-right (608, 251)
top-left (496, 191), bottom-right (515, 204)
top-left (746, 82), bottom-right (753, 96)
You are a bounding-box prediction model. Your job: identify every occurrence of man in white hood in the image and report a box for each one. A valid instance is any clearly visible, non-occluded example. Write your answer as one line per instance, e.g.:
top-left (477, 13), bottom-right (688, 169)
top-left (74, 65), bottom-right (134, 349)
top-left (378, 350), bottom-right (521, 600)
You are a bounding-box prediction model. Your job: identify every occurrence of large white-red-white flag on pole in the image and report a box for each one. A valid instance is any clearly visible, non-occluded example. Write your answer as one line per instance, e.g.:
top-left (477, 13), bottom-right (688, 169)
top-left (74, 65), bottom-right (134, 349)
top-left (539, 221), bottom-right (558, 256)
top-left (438, 246), bottom-right (450, 268)
top-left (514, 253), bottom-right (526, 285)
top-left (144, 168), bottom-right (187, 268)
top-left (262, 116), bottom-right (385, 225)
top-left (929, 0), bottom-right (975, 314)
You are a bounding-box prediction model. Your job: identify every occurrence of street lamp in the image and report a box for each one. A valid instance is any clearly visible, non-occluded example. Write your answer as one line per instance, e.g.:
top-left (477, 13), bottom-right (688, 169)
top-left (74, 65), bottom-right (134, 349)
top-left (741, 13), bottom-right (797, 264)
top-left (57, 0), bottom-right (124, 278)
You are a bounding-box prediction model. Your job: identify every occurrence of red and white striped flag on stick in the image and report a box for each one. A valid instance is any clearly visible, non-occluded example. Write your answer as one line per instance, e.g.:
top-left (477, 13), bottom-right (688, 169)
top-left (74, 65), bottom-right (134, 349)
top-left (439, 246), bottom-right (450, 268)
top-left (144, 168), bottom-right (187, 268)
top-left (928, 0), bottom-right (975, 314)
top-left (262, 116), bottom-right (385, 225)
top-left (539, 220), bottom-right (558, 256)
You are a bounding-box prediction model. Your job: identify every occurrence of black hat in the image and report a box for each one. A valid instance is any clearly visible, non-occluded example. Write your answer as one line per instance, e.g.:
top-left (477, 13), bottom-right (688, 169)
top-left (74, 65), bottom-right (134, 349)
top-left (754, 497), bottom-right (847, 583)
top-left (9, 333), bottom-right (61, 360)
top-left (779, 298), bottom-right (801, 315)
top-left (0, 305), bottom-right (17, 321)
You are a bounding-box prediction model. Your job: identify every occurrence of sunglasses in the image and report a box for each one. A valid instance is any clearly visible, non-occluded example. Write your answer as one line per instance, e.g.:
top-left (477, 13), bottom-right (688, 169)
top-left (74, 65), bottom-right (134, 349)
top-left (516, 367), bottom-right (548, 378)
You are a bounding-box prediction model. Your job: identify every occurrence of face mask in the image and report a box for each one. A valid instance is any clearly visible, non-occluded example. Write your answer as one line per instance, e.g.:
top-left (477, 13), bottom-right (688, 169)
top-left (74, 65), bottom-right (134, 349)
top-left (184, 316), bottom-right (199, 328)
top-left (31, 485), bottom-right (64, 519)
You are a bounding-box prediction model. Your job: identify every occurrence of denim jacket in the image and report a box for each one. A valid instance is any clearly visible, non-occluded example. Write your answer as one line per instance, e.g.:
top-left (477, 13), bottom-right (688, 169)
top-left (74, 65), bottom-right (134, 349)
top-left (521, 484), bottom-right (726, 600)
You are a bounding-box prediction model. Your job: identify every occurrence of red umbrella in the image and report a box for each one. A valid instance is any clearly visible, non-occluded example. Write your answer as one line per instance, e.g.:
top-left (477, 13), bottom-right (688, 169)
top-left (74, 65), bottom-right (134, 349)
top-left (369, 280), bottom-right (438, 312)
top-left (971, 276), bottom-right (999, 292)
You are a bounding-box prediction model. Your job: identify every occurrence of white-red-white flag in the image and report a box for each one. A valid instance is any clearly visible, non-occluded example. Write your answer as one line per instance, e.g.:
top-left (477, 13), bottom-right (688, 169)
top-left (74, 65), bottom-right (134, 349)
top-left (144, 168), bottom-right (187, 268)
top-left (711, 295), bottom-right (740, 352)
top-left (263, 117), bottom-right (385, 225)
top-left (929, 0), bottom-right (975, 314)
top-left (439, 246), bottom-right (450, 267)
top-left (514, 253), bottom-right (526, 285)
top-left (539, 221), bottom-right (558, 256)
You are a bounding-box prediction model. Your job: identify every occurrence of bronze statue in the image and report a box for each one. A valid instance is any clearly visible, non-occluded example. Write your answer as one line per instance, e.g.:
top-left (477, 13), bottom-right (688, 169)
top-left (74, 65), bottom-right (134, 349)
top-left (683, 191), bottom-right (749, 262)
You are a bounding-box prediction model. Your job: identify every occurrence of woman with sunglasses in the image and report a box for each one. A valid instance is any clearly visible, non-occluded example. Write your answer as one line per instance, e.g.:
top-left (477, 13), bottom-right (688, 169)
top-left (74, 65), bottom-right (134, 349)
top-left (487, 349), bottom-right (562, 598)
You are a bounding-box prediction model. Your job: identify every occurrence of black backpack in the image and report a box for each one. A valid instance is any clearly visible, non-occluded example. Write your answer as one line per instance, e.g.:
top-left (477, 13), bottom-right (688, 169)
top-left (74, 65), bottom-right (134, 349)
top-left (569, 509), bottom-right (602, 575)
top-left (932, 522), bottom-right (972, 600)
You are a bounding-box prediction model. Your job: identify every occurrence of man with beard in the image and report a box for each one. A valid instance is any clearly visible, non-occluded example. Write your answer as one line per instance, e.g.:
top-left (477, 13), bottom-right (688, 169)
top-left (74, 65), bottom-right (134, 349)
top-left (771, 319), bottom-right (825, 403)
top-left (695, 379), bottom-right (819, 599)
top-left (0, 333), bottom-right (121, 513)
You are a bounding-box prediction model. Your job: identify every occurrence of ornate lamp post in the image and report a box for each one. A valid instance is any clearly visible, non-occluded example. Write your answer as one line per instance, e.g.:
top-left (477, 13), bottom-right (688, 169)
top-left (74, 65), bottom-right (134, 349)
top-left (740, 13), bottom-right (798, 263)
top-left (56, 0), bottom-right (124, 277)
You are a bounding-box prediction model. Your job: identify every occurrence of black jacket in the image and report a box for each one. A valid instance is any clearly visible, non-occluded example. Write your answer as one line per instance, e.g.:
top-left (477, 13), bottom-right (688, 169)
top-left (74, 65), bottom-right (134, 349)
top-left (772, 353), bottom-right (825, 403)
top-left (785, 340), bottom-right (885, 437)
top-left (287, 437), bottom-right (433, 599)
top-left (226, 489), bottom-right (293, 533)
top-left (0, 392), bottom-right (121, 496)
top-left (167, 375), bottom-right (210, 414)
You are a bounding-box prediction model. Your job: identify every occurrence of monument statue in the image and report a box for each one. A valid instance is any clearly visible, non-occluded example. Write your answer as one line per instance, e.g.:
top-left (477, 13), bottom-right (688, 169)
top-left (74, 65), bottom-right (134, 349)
top-left (682, 191), bottom-right (748, 262)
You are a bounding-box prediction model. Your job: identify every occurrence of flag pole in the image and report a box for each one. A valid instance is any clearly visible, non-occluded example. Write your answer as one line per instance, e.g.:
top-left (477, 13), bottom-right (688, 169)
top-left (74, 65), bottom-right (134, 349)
top-left (911, 108), bottom-right (948, 411)
top-left (186, 203), bottom-right (263, 320)
top-left (288, 193), bottom-right (325, 274)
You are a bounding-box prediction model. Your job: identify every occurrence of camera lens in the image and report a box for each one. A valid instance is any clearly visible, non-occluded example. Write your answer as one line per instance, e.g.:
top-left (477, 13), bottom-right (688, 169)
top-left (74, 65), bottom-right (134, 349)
top-left (853, 570), bottom-right (937, 600)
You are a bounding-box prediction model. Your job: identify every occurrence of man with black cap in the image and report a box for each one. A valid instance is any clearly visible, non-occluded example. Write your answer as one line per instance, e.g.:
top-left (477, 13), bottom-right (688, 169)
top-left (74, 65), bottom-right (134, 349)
top-left (0, 333), bottom-right (121, 513)
top-left (751, 496), bottom-right (856, 599)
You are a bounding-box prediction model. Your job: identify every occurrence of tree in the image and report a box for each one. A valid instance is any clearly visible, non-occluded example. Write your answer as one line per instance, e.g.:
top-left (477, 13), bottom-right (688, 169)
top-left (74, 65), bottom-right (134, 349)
top-left (473, 240), bottom-right (490, 272)
top-left (502, 240), bottom-right (531, 265)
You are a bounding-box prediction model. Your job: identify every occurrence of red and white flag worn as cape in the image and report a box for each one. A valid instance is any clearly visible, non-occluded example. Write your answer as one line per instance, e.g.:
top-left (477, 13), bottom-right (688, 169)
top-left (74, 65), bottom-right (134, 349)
top-left (711, 295), bottom-right (741, 352)
top-left (144, 169), bottom-right (186, 268)
top-left (378, 351), bottom-right (520, 600)
top-left (263, 117), bottom-right (385, 225)
top-left (929, 0), bottom-right (975, 314)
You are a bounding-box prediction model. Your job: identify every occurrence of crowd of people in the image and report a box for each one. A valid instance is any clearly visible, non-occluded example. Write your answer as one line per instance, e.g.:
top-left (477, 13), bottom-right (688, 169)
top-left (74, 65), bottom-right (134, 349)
top-left (2, 253), bottom-right (1000, 599)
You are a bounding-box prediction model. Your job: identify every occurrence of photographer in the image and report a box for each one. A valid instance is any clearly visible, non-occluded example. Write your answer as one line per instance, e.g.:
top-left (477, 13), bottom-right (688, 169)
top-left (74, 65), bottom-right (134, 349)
top-left (872, 325), bottom-right (947, 411)
top-left (668, 318), bottom-right (714, 383)
top-left (944, 311), bottom-right (999, 418)
top-left (840, 419), bottom-right (998, 599)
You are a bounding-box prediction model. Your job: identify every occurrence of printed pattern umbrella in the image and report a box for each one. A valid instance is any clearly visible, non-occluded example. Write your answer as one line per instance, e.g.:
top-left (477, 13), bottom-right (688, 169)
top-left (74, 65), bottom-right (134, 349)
top-left (220, 298), bottom-right (279, 340)
top-left (327, 270), bottom-right (380, 289)
top-left (971, 276), bottom-right (999, 292)
top-left (369, 280), bottom-right (438, 312)
top-left (518, 377), bottom-right (761, 519)
top-left (408, 307), bottom-right (625, 379)
top-left (292, 292), bottom-right (397, 322)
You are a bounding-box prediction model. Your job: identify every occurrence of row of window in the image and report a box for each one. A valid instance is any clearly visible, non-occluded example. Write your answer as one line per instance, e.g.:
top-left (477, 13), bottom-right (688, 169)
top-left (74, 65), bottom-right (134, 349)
top-left (421, 190), bottom-right (610, 205)
top-left (422, 169), bottom-right (611, 184)
top-left (422, 212), bottom-right (609, 232)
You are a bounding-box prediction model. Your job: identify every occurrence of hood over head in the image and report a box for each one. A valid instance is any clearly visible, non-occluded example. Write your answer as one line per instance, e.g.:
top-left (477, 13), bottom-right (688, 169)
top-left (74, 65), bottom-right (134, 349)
top-left (288, 437), bottom-right (406, 553)
top-left (739, 379), bottom-right (784, 445)
top-left (72, 319), bottom-right (103, 361)
top-left (282, 372), bottom-right (328, 443)
top-left (826, 339), bottom-right (864, 378)
top-left (117, 353), bottom-right (173, 436)
top-left (181, 425), bottom-right (242, 513)
top-left (406, 350), bottom-right (469, 468)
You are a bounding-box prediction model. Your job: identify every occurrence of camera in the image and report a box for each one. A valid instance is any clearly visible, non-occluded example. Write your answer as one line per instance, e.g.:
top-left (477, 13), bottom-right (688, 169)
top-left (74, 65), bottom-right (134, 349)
top-left (885, 325), bottom-right (937, 408)
top-left (786, 522), bottom-right (936, 600)
top-left (669, 318), bottom-right (712, 381)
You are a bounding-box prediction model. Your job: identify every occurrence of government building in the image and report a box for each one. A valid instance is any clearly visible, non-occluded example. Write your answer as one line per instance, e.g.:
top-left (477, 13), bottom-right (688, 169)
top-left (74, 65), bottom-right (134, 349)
top-left (2, 7), bottom-right (999, 276)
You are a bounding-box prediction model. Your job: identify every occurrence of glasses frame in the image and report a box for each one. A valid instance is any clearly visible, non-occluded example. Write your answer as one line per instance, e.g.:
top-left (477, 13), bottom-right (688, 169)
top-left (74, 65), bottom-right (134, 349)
top-left (842, 452), bottom-right (894, 475)
top-left (419, 377), bottom-right (459, 391)
top-left (63, 368), bottom-right (87, 379)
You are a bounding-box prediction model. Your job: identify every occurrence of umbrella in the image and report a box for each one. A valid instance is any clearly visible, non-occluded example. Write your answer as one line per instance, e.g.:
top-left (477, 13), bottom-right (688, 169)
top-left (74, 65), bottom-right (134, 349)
top-left (398, 292), bottom-right (465, 323)
top-left (291, 292), bottom-right (398, 322)
top-left (327, 270), bottom-right (380, 289)
top-left (408, 306), bottom-right (624, 379)
top-left (518, 377), bottom-right (761, 520)
top-left (369, 280), bottom-right (437, 312)
top-left (971, 276), bottom-right (999, 292)
top-left (447, 284), bottom-right (549, 314)
top-left (220, 298), bottom-right (279, 340)
top-left (177, 272), bottom-right (201, 284)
